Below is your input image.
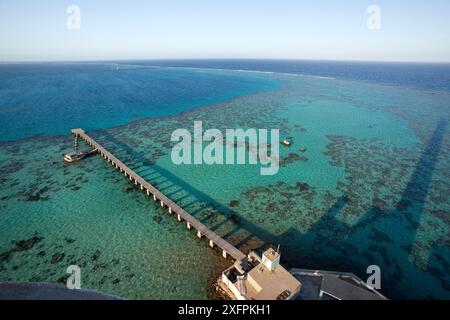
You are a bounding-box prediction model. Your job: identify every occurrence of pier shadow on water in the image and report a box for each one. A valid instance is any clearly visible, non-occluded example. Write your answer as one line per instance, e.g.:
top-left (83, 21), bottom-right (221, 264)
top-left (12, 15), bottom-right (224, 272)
top-left (93, 129), bottom-right (282, 250)
top-left (94, 119), bottom-right (448, 299)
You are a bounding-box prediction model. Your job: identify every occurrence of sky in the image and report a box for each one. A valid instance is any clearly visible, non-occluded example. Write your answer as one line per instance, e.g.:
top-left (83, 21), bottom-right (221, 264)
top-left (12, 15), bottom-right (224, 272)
top-left (1, 0), bottom-right (450, 62)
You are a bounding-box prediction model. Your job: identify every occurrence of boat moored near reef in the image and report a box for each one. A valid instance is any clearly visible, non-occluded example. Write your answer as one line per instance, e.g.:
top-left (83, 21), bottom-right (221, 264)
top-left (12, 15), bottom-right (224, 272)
top-left (63, 151), bottom-right (84, 163)
top-left (63, 149), bottom-right (97, 163)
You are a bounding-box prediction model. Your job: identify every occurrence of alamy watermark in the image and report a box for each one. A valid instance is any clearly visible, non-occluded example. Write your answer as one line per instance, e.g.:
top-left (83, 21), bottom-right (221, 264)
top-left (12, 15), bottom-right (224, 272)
top-left (66, 265), bottom-right (81, 289)
top-left (367, 5), bottom-right (381, 30)
top-left (66, 5), bottom-right (81, 30)
top-left (171, 121), bottom-right (280, 176)
top-left (366, 265), bottom-right (381, 289)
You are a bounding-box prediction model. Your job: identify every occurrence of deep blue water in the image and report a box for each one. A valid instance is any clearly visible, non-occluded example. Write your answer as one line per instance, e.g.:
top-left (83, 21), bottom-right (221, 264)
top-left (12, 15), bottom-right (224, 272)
top-left (0, 63), bottom-right (279, 142)
top-left (126, 59), bottom-right (450, 92)
top-left (2, 60), bottom-right (449, 143)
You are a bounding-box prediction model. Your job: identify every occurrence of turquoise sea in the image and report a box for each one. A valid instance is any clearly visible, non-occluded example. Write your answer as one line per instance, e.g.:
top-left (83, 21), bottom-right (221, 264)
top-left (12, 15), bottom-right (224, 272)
top-left (0, 61), bottom-right (449, 299)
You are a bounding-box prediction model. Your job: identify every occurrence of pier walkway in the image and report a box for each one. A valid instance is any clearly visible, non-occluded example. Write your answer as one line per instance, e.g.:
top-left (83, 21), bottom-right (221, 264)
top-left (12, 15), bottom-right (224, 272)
top-left (71, 128), bottom-right (246, 262)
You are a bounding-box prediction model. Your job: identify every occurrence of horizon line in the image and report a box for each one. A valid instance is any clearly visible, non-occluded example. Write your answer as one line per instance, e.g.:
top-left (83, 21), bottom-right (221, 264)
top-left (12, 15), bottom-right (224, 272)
top-left (1, 57), bottom-right (450, 65)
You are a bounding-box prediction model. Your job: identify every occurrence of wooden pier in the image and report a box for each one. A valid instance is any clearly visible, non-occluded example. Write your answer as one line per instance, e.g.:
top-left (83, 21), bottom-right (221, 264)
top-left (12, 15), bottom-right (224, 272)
top-left (71, 128), bottom-right (246, 262)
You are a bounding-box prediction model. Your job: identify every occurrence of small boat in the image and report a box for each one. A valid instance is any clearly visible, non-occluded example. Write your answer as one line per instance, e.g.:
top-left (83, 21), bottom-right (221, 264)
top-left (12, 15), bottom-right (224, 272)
top-left (281, 139), bottom-right (292, 147)
top-left (64, 152), bottom-right (86, 163)
top-left (64, 148), bottom-right (97, 163)
top-left (299, 147), bottom-right (306, 152)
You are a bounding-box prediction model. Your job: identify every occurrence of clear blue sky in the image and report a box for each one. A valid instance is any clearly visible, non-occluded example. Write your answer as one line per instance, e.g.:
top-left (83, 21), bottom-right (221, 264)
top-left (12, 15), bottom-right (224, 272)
top-left (1, 0), bottom-right (449, 62)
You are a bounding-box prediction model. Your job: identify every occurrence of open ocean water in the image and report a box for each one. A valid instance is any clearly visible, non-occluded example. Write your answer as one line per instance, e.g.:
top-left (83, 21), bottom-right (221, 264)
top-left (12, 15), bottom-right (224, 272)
top-left (0, 60), bottom-right (449, 299)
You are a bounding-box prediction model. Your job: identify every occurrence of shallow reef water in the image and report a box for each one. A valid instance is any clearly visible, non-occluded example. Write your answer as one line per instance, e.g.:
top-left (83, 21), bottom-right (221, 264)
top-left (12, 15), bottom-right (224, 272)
top-left (0, 66), bottom-right (449, 299)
